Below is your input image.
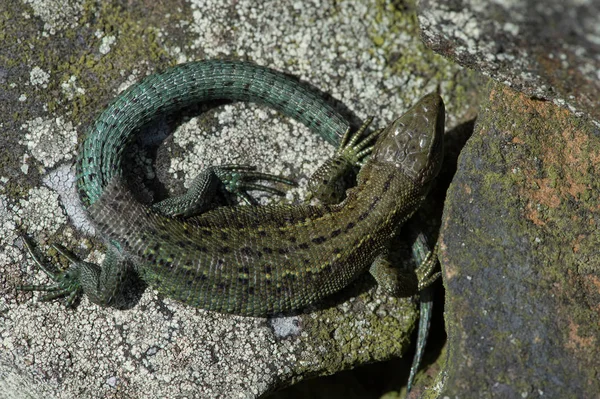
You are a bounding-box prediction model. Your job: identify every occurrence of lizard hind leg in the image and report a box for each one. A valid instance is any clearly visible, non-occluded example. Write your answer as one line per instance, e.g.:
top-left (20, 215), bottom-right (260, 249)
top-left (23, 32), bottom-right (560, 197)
top-left (368, 239), bottom-right (441, 296)
top-left (17, 235), bottom-right (87, 307)
top-left (17, 235), bottom-right (134, 308)
top-left (152, 164), bottom-right (296, 218)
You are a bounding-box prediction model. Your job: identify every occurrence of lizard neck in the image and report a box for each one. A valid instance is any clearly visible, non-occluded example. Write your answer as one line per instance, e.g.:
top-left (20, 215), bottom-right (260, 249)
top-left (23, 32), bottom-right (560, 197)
top-left (334, 161), bottom-right (425, 238)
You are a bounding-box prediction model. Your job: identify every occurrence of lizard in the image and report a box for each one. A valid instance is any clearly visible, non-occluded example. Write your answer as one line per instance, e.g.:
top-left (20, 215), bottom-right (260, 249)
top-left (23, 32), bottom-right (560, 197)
top-left (16, 60), bottom-right (444, 390)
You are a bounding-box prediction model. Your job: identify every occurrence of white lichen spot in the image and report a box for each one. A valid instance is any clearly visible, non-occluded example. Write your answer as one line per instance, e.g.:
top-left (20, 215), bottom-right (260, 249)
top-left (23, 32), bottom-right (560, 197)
top-left (117, 70), bottom-right (142, 94)
top-left (167, 46), bottom-right (188, 64)
top-left (61, 76), bottom-right (86, 100)
top-left (0, 194), bottom-right (18, 244)
top-left (29, 67), bottom-right (50, 88)
top-left (43, 164), bottom-right (95, 235)
top-left (106, 376), bottom-right (118, 388)
top-left (20, 117), bottom-right (78, 168)
top-left (21, 154), bottom-right (31, 175)
top-left (269, 316), bottom-right (302, 338)
top-left (17, 186), bottom-right (67, 236)
top-left (22, 0), bottom-right (83, 34)
top-left (18, 94), bottom-right (27, 102)
top-left (503, 22), bottom-right (519, 36)
top-left (99, 35), bottom-right (117, 55)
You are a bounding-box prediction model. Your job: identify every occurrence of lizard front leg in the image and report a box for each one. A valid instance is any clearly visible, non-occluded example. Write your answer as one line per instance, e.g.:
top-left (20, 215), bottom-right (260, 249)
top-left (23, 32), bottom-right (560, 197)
top-left (306, 117), bottom-right (379, 204)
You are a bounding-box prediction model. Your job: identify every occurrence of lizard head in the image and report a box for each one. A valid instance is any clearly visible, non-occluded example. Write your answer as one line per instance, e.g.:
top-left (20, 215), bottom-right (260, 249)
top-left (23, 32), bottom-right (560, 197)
top-left (370, 92), bottom-right (445, 186)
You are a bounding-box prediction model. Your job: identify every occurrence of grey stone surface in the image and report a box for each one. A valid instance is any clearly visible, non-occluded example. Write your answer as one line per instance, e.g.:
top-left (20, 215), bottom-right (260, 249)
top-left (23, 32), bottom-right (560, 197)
top-left (414, 2), bottom-right (600, 397)
top-left (418, 0), bottom-right (600, 124)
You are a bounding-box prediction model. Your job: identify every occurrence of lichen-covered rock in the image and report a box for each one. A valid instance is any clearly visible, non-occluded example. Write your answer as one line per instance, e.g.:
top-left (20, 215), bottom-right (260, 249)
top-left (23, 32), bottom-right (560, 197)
top-left (438, 82), bottom-right (600, 398)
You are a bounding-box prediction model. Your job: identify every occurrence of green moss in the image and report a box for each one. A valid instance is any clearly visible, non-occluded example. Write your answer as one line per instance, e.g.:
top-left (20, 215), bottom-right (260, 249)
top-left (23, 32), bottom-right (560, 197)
top-left (3, 0), bottom-right (173, 126)
top-left (442, 81), bottom-right (600, 392)
top-left (367, 0), bottom-right (480, 122)
top-left (292, 289), bottom-right (418, 380)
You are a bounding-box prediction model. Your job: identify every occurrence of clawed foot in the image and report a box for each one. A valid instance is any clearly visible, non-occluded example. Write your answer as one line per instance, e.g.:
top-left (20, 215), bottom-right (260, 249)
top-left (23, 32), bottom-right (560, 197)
top-left (415, 240), bottom-right (441, 291)
top-left (153, 164), bottom-right (296, 217)
top-left (335, 116), bottom-right (380, 167)
top-left (307, 117), bottom-right (381, 204)
top-left (213, 164), bottom-right (296, 205)
top-left (16, 235), bottom-right (83, 307)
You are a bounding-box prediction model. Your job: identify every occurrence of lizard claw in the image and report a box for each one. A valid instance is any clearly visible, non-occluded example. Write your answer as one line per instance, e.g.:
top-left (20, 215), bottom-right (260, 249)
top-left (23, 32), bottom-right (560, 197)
top-left (336, 116), bottom-right (380, 166)
top-left (308, 117), bottom-right (381, 205)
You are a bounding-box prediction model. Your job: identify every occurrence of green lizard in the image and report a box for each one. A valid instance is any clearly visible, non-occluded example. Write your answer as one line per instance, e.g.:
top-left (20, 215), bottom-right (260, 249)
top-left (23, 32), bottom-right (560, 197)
top-left (17, 60), bottom-right (443, 389)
